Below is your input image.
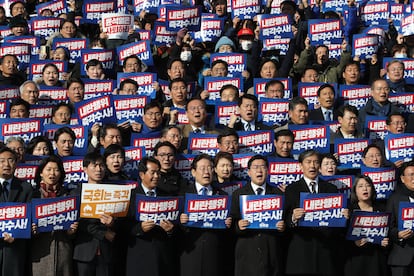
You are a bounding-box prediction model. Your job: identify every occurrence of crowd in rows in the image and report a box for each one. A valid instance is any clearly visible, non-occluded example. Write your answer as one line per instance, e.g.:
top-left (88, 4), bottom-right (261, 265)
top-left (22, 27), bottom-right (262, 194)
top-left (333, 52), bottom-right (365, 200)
top-left (2, 0), bottom-right (414, 275)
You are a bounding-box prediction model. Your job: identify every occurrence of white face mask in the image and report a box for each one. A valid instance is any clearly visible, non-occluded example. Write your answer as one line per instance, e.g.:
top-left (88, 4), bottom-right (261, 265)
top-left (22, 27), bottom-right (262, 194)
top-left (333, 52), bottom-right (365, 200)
top-left (180, 51), bottom-right (192, 62)
top-left (240, 40), bottom-right (253, 51)
top-left (394, 52), bottom-right (407, 58)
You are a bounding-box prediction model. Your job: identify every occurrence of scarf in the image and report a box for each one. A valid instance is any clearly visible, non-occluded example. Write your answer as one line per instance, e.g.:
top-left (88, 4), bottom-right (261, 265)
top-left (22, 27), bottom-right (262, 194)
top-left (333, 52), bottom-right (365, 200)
top-left (40, 182), bottom-right (60, 198)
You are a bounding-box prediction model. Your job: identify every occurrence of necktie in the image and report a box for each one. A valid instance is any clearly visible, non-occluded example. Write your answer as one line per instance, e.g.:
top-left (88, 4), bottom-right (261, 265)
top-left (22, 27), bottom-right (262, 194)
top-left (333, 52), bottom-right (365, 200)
top-left (309, 181), bottom-right (316, 194)
top-left (146, 190), bottom-right (155, 197)
top-left (256, 187), bottom-right (263, 195)
top-left (200, 187), bottom-right (208, 196)
top-left (194, 128), bottom-right (201, 133)
top-left (2, 181), bottom-right (8, 201)
top-left (246, 123), bottom-right (251, 131)
top-left (324, 110), bottom-right (331, 121)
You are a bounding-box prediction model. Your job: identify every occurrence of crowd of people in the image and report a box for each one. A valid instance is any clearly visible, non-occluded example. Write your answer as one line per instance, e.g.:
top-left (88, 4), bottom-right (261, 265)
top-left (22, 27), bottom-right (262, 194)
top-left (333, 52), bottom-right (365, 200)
top-left (1, 0), bottom-right (414, 275)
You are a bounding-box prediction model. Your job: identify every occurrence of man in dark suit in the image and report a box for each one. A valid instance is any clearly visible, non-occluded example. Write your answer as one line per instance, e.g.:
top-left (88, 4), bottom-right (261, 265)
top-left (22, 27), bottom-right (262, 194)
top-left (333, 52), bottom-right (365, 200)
top-left (126, 156), bottom-right (177, 276)
top-left (231, 155), bottom-right (285, 276)
top-left (0, 147), bottom-right (32, 276)
top-left (284, 149), bottom-right (346, 276)
top-left (228, 94), bottom-right (272, 131)
top-left (308, 84), bottom-right (338, 122)
top-left (387, 161), bottom-right (414, 276)
top-left (178, 154), bottom-right (231, 276)
top-left (73, 152), bottom-right (117, 276)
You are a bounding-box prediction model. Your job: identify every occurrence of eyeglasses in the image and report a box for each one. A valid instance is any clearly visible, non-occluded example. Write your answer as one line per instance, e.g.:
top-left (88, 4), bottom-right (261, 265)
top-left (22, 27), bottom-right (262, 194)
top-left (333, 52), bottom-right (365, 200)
top-left (250, 165), bottom-right (267, 171)
top-left (146, 112), bottom-right (162, 118)
top-left (157, 153), bottom-right (174, 159)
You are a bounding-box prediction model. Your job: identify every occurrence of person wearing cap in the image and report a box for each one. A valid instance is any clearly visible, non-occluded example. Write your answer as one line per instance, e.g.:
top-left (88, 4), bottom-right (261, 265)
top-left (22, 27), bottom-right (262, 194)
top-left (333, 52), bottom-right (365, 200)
top-left (236, 27), bottom-right (258, 84)
top-left (8, 15), bottom-right (28, 37)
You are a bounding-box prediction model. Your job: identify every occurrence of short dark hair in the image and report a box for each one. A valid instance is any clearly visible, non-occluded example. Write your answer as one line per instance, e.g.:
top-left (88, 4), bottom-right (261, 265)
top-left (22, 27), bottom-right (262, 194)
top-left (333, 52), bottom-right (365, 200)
top-left (26, 135), bottom-right (54, 155)
top-left (319, 153), bottom-right (338, 166)
top-left (342, 61), bottom-right (360, 75)
top-left (0, 146), bottom-right (18, 162)
top-left (211, 59), bottom-right (228, 70)
top-left (316, 83), bottom-right (335, 97)
top-left (217, 129), bottom-right (239, 144)
top-left (168, 77), bottom-right (187, 90)
top-left (400, 161), bottom-right (414, 176)
top-left (274, 129), bottom-right (294, 142)
top-left (362, 144), bottom-right (382, 159)
top-left (144, 101), bottom-right (163, 114)
top-left (265, 79), bottom-right (284, 92)
top-left (219, 84), bottom-right (239, 99)
top-left (86, 59), bottom-right (103, 70)
top-left (247, 154), bottom-right (268, 169)
top-left (161, 125), bottom-right (182, 138)
top-left (83, 152), bottom-right (104, 167)
top-left (386, 112), bottom-right (405, 125)
top-left (103, 144), bottom-right (125, 160)
top-left (153, 141), bottom-right (177, 156)
top-left (238, 94), bottom-right (258, 108)
top-left (10, 98), bottom-right (30, 113)
top-left (0, 54), bottom-right (18, 65)
top-left (191, 153), bottom-right (213, 170)
top-left (185, 98), bottom-right (206, 111)
top-left (119, 78), bottom-right (138, 91)
top-left (167, 58), bottom-right (184, 70)
top-left (35, 155), bottom-right (66, 187)
top-left (42, 63), bottom-right (59, 74)
top-left (65, 78), bottom-right (84, 89)
top-left (123, 55), bottom-right (142, 68)
top-left (138, 156), bottom-right (160, 174)
top-left (298, 149), bottom-right (319, 163)
top-left (99, 124), bottom-right (120, 139)
top-left (52, 102), bottom-right (73, 118)
top-left (54, 127), bottom-right (76, 142)
top-left (214, 151), bottom-right (234, 167)
top-left (337, 104), bottom-right (358, 118)
top-left (289, 97), bottom-right (308, 111)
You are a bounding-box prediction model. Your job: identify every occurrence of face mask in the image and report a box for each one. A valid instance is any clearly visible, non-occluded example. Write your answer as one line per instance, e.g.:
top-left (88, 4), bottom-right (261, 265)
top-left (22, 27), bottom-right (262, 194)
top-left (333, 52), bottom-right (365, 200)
top-left (180, 51), bottom-right (192, 62)
top-left (240, 40), bottom-right (253, 51)
top-left (395, 53), bottom-right (407, 58)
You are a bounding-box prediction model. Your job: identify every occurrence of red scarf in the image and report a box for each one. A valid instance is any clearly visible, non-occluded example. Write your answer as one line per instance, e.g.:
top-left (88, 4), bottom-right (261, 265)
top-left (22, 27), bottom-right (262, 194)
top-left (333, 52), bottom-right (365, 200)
top-left (40, 182), bottom-right (60, 198)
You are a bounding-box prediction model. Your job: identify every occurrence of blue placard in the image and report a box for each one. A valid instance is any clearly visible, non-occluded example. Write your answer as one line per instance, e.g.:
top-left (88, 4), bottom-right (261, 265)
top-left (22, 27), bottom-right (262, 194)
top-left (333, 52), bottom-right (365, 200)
top-left (53, 38), bottom-right (89, 63)
top-left (361, 1), bottom-right (389, 27)
top-left (253, 78), bottom-right (292, 100)
top-left (184, 193), bottom-right (230, 229)
top-left (62, 156), bottom-right (88, 190)
top-left (3, 35), bottom-right (40, 56)
top-left (153, 20), bottom-right (176, 46)
top-left (258, 98), bottom-right (289, 127)
top-left (361, 166), bottom-right (396, 200)
top-left (335, 138), bottom-right (370, 169)
top-left (213, 181), bottom-right (246, 196)
top-left (117, 40), bottom-right (154, 66)
top-left (238, 130), bottom-right (274, 155)
top-left (0, 203), bottom-right (31, 239)
top-left (31, 196), bottom-right (79, 232)
top-left (204, 76), bottom-right (244, 102)
top-left (257, 14), bottom-right (293, 40)
top-left (130, 132), bottom-right (161, 156)
top-left (0, 43), bottom-right (31, 70)
top-left (290, 124), bottom-right (330, 156)
top-left (30, 17), bottom-right (63, 40)
top-left (80, 49), bottom-right (116, 77)
top-left (320, 175), bottom-right (353, 199)
top-left (338, 84), bottom-right (371, 108)
top-left (364, 115), bottom-right (386, 140)
top-left (352, 34), bottom-right (378, 59)
top-left (193, 16), bottom-right (224, 43)
top-left (267, 157), bottom-right (301, 187)
top-left (43, 124), bottom-right (87, 156)
top-left (384, 133), bottom-right (414, 163)
top-left (113, 95), bottom-right (148, 124)
top-left (135, 195), bottom-right (182, 224)
top-left (75, 94), bottom-right (116, 128)
top-left (299, 192), bottom-right (347, 227)
top-left (82, 0), bottom-right (117, 23)
top-left (399, 202), bottom-right (414, 231)
top-left (117, 72), bottom-right (157, 98)
top-left (28, 59), bottom-right (68, 84)
top-left (308, 19), bottom-right (343, 46)
top-left (389, 93), bottom-right (414, 113)
top-left (165, 5), bottom-right (202, 32)
top-left (214, 102), bottom-right (239, 127)
top-left (36, 0), bottom-right (67, 15)
top-left (231, 0), bottom-right (260, 19)
top-left (240, 194), bottom-right (284, 229)
top-left (346, 211), bottom-right (390, 244)
top-left (0, 118), bottom-right (43, 144)
top-left (210, 53), bottom-right (247, 78)
top-left (187, 133), bottom-right (219, 156)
